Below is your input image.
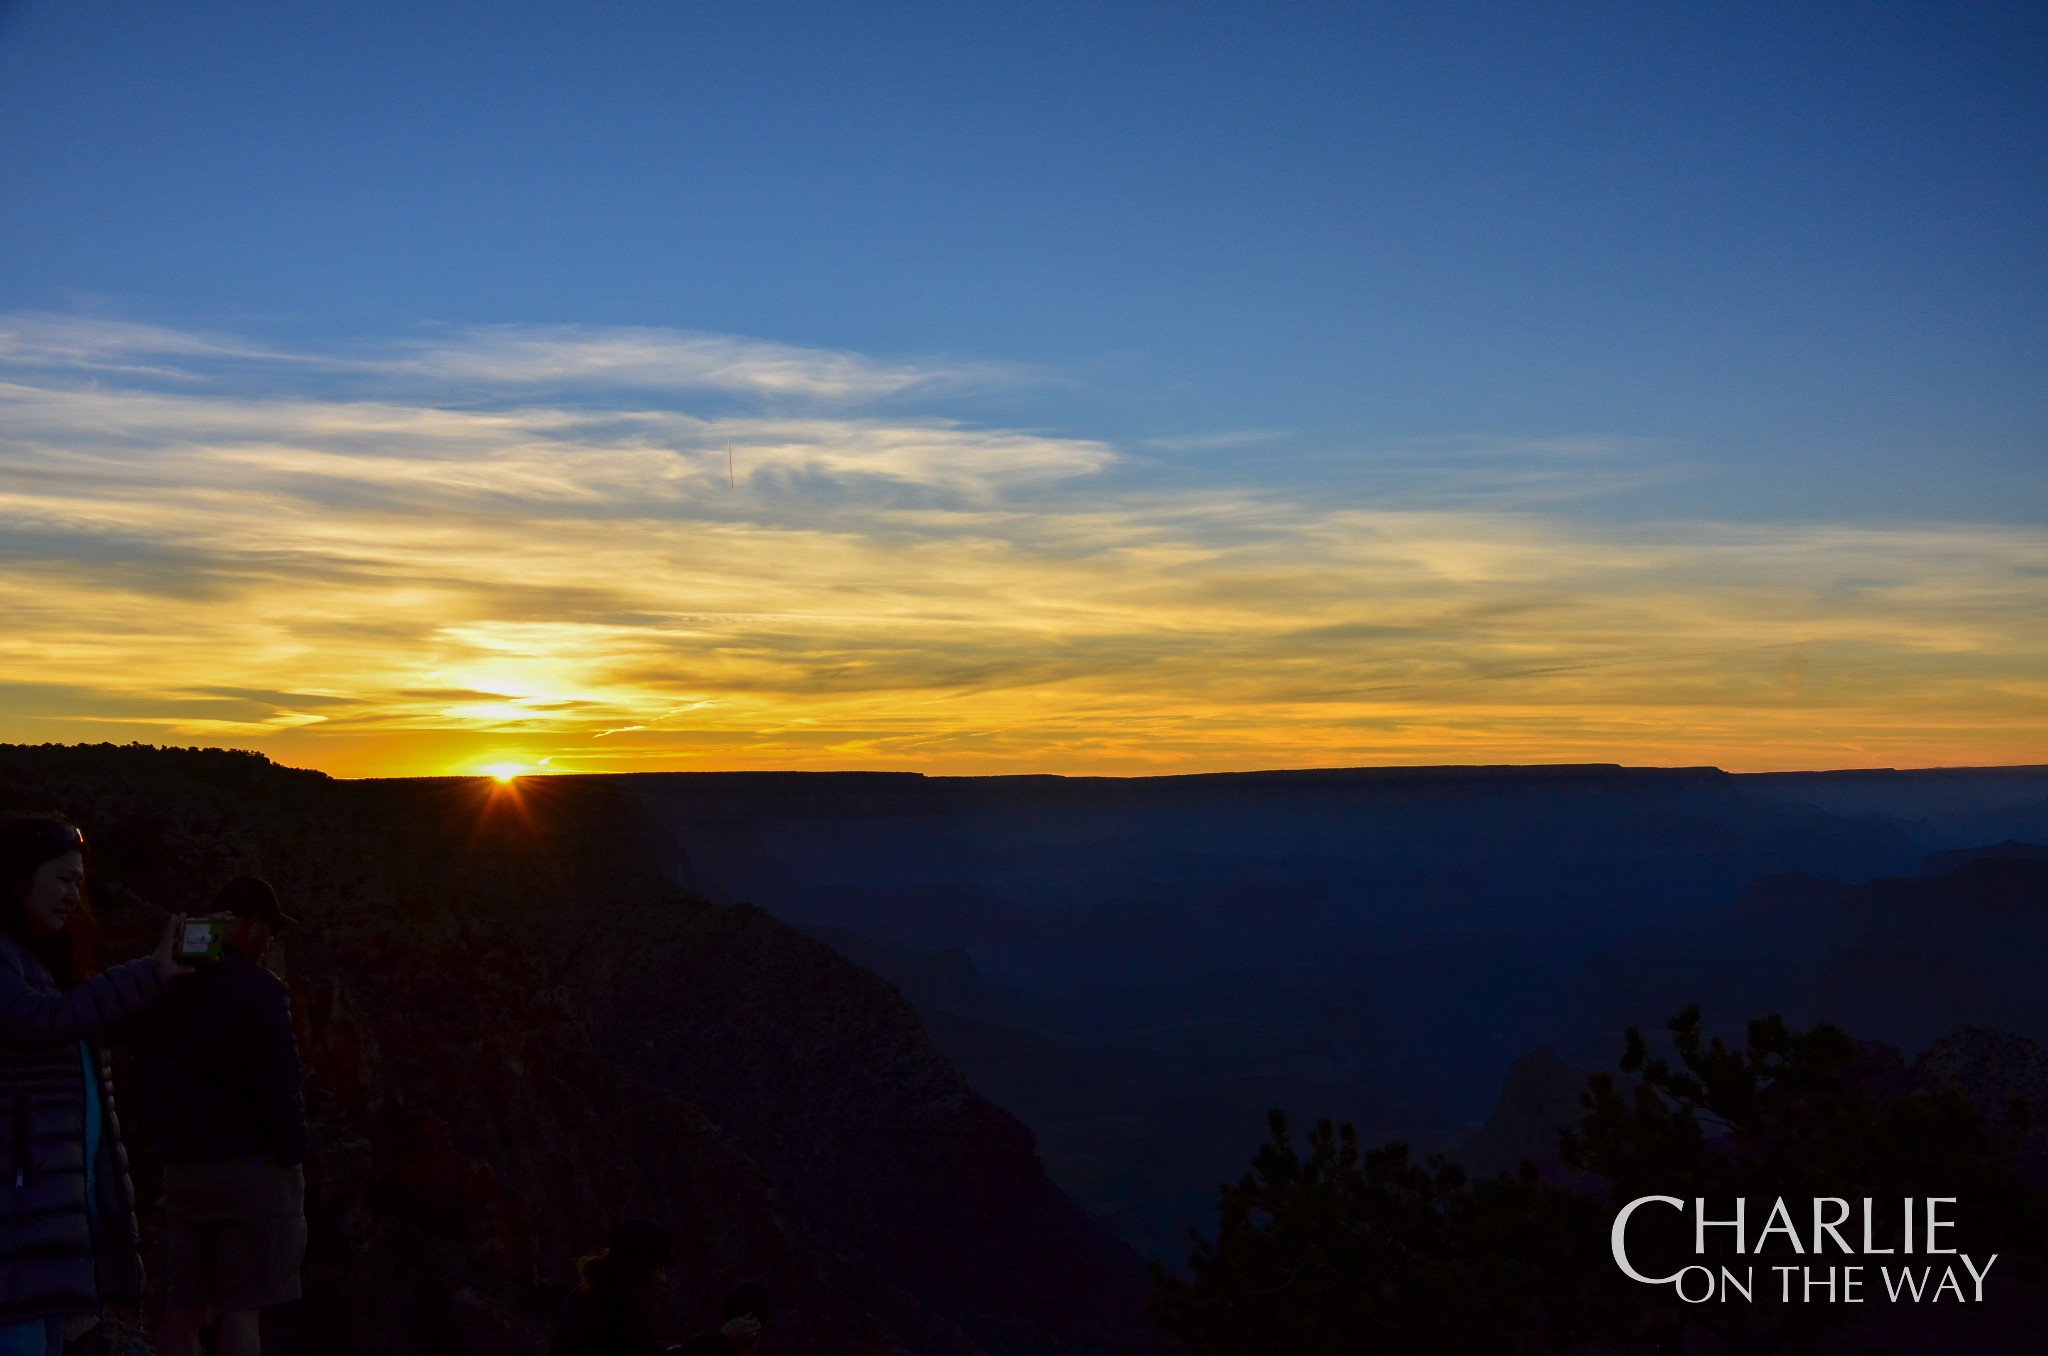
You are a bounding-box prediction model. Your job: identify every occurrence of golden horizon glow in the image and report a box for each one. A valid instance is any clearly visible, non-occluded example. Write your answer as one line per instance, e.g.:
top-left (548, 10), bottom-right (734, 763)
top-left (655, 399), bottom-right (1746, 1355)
top-left (2, 317), bottom-right (2045, 780)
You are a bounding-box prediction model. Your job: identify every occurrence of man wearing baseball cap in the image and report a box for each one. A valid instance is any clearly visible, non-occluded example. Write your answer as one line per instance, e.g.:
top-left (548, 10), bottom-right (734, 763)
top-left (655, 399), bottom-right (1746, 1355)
top-left (134, 876), bottom-right (309, 1356)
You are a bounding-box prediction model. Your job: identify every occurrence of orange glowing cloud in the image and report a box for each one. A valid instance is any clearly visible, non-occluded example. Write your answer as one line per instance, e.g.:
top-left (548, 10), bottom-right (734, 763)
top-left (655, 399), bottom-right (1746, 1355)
top-left (0, 316), bottom-right (2043, 777)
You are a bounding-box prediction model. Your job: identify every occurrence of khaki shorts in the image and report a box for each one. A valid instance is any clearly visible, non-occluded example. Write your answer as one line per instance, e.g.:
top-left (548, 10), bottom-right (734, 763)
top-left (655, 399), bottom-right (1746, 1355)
top-left (162, 1157), bottom-right (307, 1311)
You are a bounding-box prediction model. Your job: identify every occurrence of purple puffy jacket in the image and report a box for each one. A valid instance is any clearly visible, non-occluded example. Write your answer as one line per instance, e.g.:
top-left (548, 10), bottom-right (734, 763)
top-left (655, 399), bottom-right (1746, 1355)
top-left (0, 929), bottom-right (166, 1324)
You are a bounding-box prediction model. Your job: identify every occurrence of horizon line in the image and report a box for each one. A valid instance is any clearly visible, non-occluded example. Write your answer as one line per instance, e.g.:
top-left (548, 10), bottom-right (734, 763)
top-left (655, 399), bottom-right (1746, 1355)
top-left (7, 741), bottom-right (2047, 784)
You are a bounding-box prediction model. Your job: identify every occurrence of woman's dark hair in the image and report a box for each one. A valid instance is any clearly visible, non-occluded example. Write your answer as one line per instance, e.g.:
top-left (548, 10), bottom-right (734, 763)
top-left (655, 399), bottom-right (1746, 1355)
top-left (0, 813), bottom-right (99, 987)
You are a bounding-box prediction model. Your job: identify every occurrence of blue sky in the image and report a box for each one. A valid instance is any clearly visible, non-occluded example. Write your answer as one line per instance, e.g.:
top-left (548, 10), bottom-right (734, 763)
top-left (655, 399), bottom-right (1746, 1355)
top-left (0, 2), bottom-right (2043, 774)
top-left (5, 2), bottom-right (2043, 512)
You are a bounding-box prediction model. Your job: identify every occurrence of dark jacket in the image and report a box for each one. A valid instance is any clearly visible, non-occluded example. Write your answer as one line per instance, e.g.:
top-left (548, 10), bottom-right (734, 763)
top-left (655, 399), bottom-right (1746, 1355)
top-left (548, 1286), bottom-right (670, 1356)
top-left (0, 929), bottom-right (165, 1323)
top-left (132, 945), bottom-right (309, 1167)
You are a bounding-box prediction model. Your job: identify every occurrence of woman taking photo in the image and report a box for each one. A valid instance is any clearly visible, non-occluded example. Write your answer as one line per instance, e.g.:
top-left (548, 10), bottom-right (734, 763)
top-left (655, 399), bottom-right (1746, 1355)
top-left (0, 814), bottom-right (188, 1355)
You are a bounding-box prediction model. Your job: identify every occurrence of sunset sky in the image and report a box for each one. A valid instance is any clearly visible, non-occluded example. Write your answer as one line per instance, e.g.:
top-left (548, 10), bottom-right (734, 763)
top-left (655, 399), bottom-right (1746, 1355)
top-left (1, 3), bottom-right (2043, 778)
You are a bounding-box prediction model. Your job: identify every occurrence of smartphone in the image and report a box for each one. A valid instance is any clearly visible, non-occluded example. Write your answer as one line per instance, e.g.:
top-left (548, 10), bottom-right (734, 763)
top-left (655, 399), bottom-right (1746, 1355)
top-left (174, 919), bottom-right (225, 963)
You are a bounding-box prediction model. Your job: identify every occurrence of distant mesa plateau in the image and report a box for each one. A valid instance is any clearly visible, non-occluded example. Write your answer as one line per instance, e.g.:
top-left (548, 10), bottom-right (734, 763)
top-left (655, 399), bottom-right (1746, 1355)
top-left (3, 745), bottom-right (2046, 1354)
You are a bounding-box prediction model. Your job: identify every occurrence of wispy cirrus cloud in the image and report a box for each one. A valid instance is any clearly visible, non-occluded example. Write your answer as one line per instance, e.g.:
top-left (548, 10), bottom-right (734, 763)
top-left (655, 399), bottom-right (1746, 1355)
top-left (371, 325), bottom-right (1016, 400)
top-left (0, 312), bottom-right (1018, 402)
top-left (0, 382), bottom-right (1110, 511)
top-left (1, 314), bottom-right (2043, 777)
top-left (0, 314), bottom-right (294, 379)
top-left (1297, 434), bottom-right (1693, 508)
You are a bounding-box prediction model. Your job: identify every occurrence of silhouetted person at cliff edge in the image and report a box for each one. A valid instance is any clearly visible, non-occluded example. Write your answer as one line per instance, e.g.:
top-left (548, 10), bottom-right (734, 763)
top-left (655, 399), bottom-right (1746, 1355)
top-left (675, 1281), bottom-right (770, 1356)
top-left (550, 1220), bottom-right (682, 1356)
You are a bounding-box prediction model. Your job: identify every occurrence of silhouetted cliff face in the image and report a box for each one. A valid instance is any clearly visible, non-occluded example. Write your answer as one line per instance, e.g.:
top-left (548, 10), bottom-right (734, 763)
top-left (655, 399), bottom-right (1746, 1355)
top-left (0, 745), bottom-right (1154, 1356)
top-left (1455, 1046), bottom-right (1593, 1179)
top-left (574, 900), bottom-right (1148, 1354)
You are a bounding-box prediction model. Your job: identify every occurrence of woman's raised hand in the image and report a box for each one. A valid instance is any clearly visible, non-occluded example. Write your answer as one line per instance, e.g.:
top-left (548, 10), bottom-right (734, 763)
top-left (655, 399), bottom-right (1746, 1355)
top-left (155, 913), bottom-right (196, 980)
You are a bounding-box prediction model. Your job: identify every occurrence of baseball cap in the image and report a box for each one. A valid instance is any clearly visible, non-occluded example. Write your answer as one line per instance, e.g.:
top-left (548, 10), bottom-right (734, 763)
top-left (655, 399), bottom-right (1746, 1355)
top-left (213, 876), bottom-right (301, 930)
